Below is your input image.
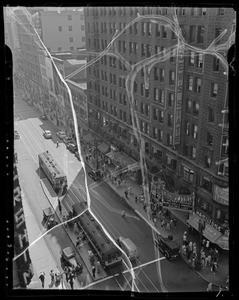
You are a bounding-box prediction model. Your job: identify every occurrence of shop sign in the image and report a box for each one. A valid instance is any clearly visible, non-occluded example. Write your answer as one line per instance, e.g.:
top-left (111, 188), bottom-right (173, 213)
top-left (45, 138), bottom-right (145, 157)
top-left (213, 185), bottom-right (229, 206)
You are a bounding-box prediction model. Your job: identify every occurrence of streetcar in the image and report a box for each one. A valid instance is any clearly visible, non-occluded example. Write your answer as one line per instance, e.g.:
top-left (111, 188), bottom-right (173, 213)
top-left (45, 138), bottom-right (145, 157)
top-left (38, 151), bottom-right (68, 195)
top-left (72, 202), bottom-right (122, 268)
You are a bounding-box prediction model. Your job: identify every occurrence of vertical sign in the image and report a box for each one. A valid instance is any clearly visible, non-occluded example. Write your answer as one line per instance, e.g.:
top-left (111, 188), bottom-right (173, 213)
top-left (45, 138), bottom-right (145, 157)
top-left (174, 47), bottom-right (184, 145)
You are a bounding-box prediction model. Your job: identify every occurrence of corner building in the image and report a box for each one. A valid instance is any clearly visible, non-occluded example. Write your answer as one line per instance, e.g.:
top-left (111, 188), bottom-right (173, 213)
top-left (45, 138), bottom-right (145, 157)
top-left (85, 7), bottom-right (233, 248)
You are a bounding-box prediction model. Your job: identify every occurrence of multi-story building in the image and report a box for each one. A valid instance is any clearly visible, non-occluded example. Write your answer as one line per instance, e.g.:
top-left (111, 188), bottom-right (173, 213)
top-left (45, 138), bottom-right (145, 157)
top-left (33, 7), bottom-right (86, 52)
top-left (85, 6), bottom-right (234, 250)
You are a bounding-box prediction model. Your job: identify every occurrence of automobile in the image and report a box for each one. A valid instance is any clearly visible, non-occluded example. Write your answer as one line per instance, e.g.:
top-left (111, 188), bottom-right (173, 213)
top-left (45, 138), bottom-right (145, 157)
top-left (56, 131), bottom-right (66, 139)
top-left (43, 130), bottom-right (52, 139)
top-left (75, 151), bottom-right (81, 161)
top-left (40, 114), bottom-right (47, 120)
top-left (88, 169), bottom-right (102, 181)
top-left (63, 136), bottom-right (74, 144)
top-left (60, 246), bottom-right (83, 275)
top-left (154, 233), bottom-right (180, 260)
top-left (66, 143), bottom-right (77, 153)
top-left (14, 130), bottom-right (20, 139)
top-left (117, 237), bottom-right (139, 261)
top-left (43, 207), bottom-right (58, 229)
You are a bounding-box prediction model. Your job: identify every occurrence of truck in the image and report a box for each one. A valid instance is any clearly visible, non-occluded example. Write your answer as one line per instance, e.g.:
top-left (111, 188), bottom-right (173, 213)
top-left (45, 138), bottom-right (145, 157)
top-left (117, 237), bottom-right (139, 261)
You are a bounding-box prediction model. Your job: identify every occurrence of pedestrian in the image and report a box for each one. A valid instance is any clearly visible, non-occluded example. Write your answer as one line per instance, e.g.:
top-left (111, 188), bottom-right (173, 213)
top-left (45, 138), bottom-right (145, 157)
top-left (189, 241), bottom-right (193, 252)
top-left (15, 152), bottom-right (18, 163)
top-left (182, 244), bottom-right (186, 255)
top-left (226, 275), bottom-right (229, 286)
top-left (96, 260), bottom-right (101, 274)
top-left (161, 219), bottom-right (165, 229)
top-left (69, 274), bottom-right (74, 290)
top-left (135, 195), bottom-right (138, 204)
top-left (128, 185), bottom-right (132, 194)
top-left (92, 265), bottom-right (96, 279)
top-left (207, 254), bottom-right (212, 266)
top-left (201, 256), bottom-right (205, 269)
top-left (205, 240), bottom-right (210, 250)
top-left (74, 221), bottom-right (79, 234)
top-left (193, 242), bottom-right (197, 255)
top-left (76, 236), bottom-right (81, 247)
top-left (124, 190), bottom-right (128, 199)
top-left (39, 272), bottom-right (45, 289)
top-left (170, 219), bottom-right (174, 229)
top-left (59, 202), bottom-right (62, 214)
top-left (166, 222), bottom-right (171, 231)
top-left (153, 216), bottom-right (157, 226)
top-left (49, 270), bottom-right (54, 285)
top-left (182, 231), bottom-right (187, 244)
top-left (207, 283), bottom-right (213, 292)
top-left (56, 141), bottom-right (59, 148)
top-left (122, 210), bottom-right (126, 218)
top-left (191, 257), bottom-right (196, 269)
top-left (210, 261), bottom-right (218, 273)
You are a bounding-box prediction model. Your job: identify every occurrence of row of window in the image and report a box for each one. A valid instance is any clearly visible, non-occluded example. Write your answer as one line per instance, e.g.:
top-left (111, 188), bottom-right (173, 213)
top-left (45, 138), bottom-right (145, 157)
top-left (188, 75), bottom-right (218, 97)
top-left (58, 25), bottom-right (85, 32)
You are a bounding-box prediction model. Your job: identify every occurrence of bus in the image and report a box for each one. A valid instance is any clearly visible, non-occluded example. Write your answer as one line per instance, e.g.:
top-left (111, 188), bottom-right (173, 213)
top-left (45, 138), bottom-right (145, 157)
top-left (38, 151), bottom-right (68, 196)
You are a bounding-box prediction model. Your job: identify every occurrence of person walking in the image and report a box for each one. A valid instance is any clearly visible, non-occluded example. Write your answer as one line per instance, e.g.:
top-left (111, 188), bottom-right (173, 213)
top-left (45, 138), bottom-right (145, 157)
top-left (170, 219), bottom-right (174, 229)
top-left (50, 270), bottom-right (55, 286)
top-left (173, 218), bottom-right (177, 229)
top-left (39, 272), bottom-right (45, 289)
top-left (92, 265), bottom-right (96, 279)
top-left (189, 241), bottom-right (193, 252)
top-left (135, 195), bottom-right (138, 204)
top-left (128, 185), bottom-right (132, 195)
top-left (122, 210), bottom-right (126, 218)
top-left (124, 190), bottom-right (128, 199)
top-left (161, 219), bottom-right (166, 229)
top-left (207, 283), bottom-right (213, 292)
top-left (166, 222), bottom-right (171, 231)
top-left (15, 152), bottom-right (18, 163)
top-left (58, 202), bottom-right (62, 215)
top-left (69, 274), bottom-right (74, 290)
top-left (56, 141), bottom-right (59, 148)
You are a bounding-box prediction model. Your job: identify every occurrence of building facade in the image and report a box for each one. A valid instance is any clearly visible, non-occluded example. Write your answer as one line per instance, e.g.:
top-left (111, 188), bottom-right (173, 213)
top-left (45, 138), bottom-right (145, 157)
top-left (36, 8), bottom-right (86, 52)
top-left (85, 7), bottom-right (234, 247)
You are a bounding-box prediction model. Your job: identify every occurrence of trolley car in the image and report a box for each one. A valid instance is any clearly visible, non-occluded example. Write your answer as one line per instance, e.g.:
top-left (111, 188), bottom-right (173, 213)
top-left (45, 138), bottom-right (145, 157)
top-left (72, 202), bottom-right (122, 268)
top-left (38, 151), bottom-right (68, 195)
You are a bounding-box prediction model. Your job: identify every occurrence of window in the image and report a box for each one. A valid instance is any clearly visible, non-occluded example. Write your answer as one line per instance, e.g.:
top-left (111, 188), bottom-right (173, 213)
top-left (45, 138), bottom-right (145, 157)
top-left (191, 146), bottom-right (197, 159)
top-left (154, 67), bottom-right (159, 80)
top-left (159, 110), bottom-right (164, 123)
top-left (197, 26), bottom-right (205, 43)
top-left (159, 90), bottom-right (165, 103)
top-left (186, 99), bottom-right (192, 113)
top-left (168, 93), bottom-right (174, 107)
top-left (69, 37), bottom-right (74, 43)
top-left (208, 107), bottom-right (214, 122)
top-left (207, 132), bottom-right (213, 146)
top-left (155, 24), bottom-right (160, 37)
top-left (218, 8), bottom-right (224, 15)
top-left (81, 25), bottom-right (85, 31)
top-left (167, 134), bottom-right (173, 146)
top-left (221, 136), bottom-right (229, 156)
top-left (170, 49), bottom-right (176, 62)
top-left (200, 176), bottom-right (212, 193)
top-left (211, 83), bottom-right (218, 97)
top-left (168, 114), bottom-right (173, 127)
top-left (169, 70), bottom-right (175, 85)
top-left (183, 143), bottom-right (189, 156)
top-left (166, 156), bottom-right (177, 170)
top-left (145, 104), bottom-right (149, 116)
top-left (154, 88), bottom-right (159, 101)
top-left (69, 25), bottom-right (72, 31)
top-left (192, 124), bottom-right (198, 139)
top-left (195, 77), bottom-right (202, 93)
top-left (58, 26), bottom-right (62, 32)
top-left (193, 102), bottom-right (199, 116)
top-left (142, 22), bottom-right (146, 35)
top-left (182, 166), bottom-right (194, 182)
top-left (215, 28), bottom-right (222, 45)
top-left (213, 57), bottom-right (220, 71)
top-left (68, 15), bottom-right (72, 21)
top-left (134, 23), bottom-right (138, 35)
top-left (218, 162), bottom-right (228, 176)
top-left (155, 45), bottom-right (160, 54)
top-left (159, 68), bottom-right (164, 82)
top-left (189, 50), bottom-right (195, 66)
top-left (185, 122), bottom-right (190, 135)
top-left (162, 25), bottom-right (167, 38)
top-left (196, 53), bottom-right (203, 68)
top-left (188, 76), bottom-right (193, 91)
top-left (189, 25), bottom-right (196, 43)
top-left (152, 107), bottom-right (158, 121)
top-left (141, 43), bottom-right (146, 56)
top-left (146, 44), bottom-right (151, 57)
top-left (148, 23), bottom-right (152, 36)
top-left (202, 8), bottom-right (206, 15)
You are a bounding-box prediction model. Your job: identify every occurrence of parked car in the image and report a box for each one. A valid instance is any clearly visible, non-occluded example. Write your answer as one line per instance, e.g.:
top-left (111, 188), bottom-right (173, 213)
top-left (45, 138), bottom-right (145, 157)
top-left (14, 130), bottom-right (20, 139)
top-left (56, 131), bottom-right (66, 139)
top-left (40, 114), bottom-right (47, 120)
top-left (43, 207), bottom-right (58, 229)
top-left (43, 130), bottom-right (52, 139)
top-left (117, 237), bottom-right (139, 261)
top-left (60, 246), bottom-right (83, 275)
top-left (63, 136), bottom-right (74, 144)
top-left (75, 151), bottom-right (81, 161)
top-left (66, 143), bottom-right (77, 153)
top-left (88, 169), bottom-right (102, 181)
top-left (154, 233), bottom-right (180, 260)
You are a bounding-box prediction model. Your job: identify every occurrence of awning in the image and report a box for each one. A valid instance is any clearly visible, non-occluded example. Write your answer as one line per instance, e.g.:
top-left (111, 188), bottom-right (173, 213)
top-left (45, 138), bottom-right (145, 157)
top-left (97, 142), bottom-right (110, 154)
top-left (214, 235), bottom-right (229, 250)
top-left (105, 151), bottom-right (138, 169)
top-left (187, 214), bottom-right (222, 243)
top-left (82, 133), bottom-right (94, 143)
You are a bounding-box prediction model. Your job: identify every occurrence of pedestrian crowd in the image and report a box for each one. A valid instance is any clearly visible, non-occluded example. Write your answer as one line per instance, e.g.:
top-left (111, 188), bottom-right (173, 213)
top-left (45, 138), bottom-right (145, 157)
top-left (181, 232), bottom-right (220, 272)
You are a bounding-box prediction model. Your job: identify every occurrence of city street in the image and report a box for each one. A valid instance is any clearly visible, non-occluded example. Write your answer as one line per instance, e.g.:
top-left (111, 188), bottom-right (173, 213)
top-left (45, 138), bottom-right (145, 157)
top-left (14, 93), bottom-right (210, 292)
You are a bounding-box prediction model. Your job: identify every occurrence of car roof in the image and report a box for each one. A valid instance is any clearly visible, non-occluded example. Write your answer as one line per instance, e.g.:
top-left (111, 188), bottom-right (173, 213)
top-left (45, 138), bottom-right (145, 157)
top-left (59, 131), bottom-right (66, 134)
top-left (62, 246), bottom-right (75, 258)
top-left (45, 130), bottom-right (51, 133)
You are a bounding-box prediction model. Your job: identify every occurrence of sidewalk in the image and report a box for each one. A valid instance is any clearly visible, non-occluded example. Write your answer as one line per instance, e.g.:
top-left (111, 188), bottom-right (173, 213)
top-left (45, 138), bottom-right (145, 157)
top-left (40, 178), bottom-right (107, 287)
top-left (92, 162), bottom-right (229, 289)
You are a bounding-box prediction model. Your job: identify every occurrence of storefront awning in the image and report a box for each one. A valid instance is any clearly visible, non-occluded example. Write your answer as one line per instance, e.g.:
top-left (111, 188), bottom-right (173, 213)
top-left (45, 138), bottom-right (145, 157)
top-left (106, 151), bottom-right (138, 169)
top-left (214, 235), bottom-right (229, 250)
top-left (187, 214), bottom-right (222, 243)
top-left (82, 133), bottom-right (94, 143)
top-left (97, 142), bottom-right (110, 154)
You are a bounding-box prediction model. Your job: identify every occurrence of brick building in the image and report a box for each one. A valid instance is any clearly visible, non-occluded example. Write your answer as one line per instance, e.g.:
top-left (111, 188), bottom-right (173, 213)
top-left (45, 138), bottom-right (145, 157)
top-left (85, 6), bottom-right (234, 249)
